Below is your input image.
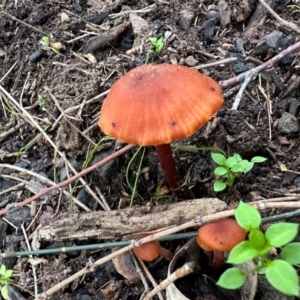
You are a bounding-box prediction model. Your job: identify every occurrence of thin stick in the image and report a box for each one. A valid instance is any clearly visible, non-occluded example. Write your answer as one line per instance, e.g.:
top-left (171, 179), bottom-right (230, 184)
top-left (0, 144), bottom-right (134, 216)
top-left (0, 60), bottom-right (18, 83)
top-left (231, 76), bottom-right (251, 110)
top-left (259, 0), bottom-right (300, 33)
top-left (143, 262), bottom-right (195, 300)
top-left (258, 76), bottom-right (273, 140)
top-left (194, 57), bottom-right (237, 70)
top-left (137, 258), bottom-right (164, 300)
top-left (0, 84), bottom-right (106, 210)
top-left (258, 201), bottom-right (300, 209)
top-left (130, 256), bottom-right (150, 300)
top-left (219, 40), bottom-right (300, 89)
top-left (0, 121), bottom-right (25, 142)
top-left (2, 11), bottom-right (48, 36)
top-left (0, 164), bottom-right (90, 212)
top-left (21, 224), bottom-right (39, 298)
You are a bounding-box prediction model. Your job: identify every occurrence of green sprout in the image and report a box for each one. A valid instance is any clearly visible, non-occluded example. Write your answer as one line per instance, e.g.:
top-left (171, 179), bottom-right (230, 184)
top-left (38, 95), bottom-right (48, 111)
top-left (217, 202), bottom-right (300, 296)
top-left (211, 153), bottom-right (267, 192)
top-left (125, 146), bottom-right (145, 206)
top-left (145, 37), bottom-right (164, 64)
top-left (39, 36), bottom-right (59, 54)
top-left (0, 265), bottom-right (12, 299)
top-left (287, 4), bottom-right (300, 10)
top-left (70, 136), bottom-right (115, 194)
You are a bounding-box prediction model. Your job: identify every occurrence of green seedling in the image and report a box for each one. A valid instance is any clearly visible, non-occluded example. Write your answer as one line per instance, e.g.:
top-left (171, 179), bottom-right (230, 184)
top-left (126, 146), bottom-right (145, 206)
top-left (145, 37), bottom-right (164, 64)
top-left (39, 36), bottom-right (59, 54)
top-left (16, 125), bottom-right (50, 160)
top-left (70, 136), bottom-right (115, 194)
top-left (0, 265), bottom-right (12, 299)
top-left (287, 4), bottom-right (300, 10)
top-left (38, 95), bottom-right (48, 111)
top-left (217, 202), bottom-right (300, 296)
top-left (212, 153), bottom-right (267, 192)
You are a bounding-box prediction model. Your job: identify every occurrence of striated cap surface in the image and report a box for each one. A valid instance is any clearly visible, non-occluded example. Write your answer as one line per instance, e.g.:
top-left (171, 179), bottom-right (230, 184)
top-left (99, 64), bottom-right (224, 146)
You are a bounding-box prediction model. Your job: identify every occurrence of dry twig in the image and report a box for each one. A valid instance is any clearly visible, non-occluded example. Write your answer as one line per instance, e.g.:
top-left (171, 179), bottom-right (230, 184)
top-left (143, 262), bottom-right (195, 300)
top-left (259, 0), bottom-right (300, 34)
top-left (0, 144), bottom-right (135, 216)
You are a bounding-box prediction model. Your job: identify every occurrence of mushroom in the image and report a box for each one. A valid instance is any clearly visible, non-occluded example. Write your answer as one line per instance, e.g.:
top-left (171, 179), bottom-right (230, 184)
top-left (196, 218), bottom-right (246, 271)
top-left (132, 241), bottom-right (173, 262)
top-left (133, 241), bottom-right (161, 262)
top-left (99, 64), bottom-right (224, 196)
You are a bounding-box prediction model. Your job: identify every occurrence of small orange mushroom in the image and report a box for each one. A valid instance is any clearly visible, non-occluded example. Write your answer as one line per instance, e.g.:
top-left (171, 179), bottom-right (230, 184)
top-left (132, 241), bottom-right (161, 262)
top-left (99, 64), bottom-right (224, 195)
top-left (196, 218), bottom-right (246, 271)
top-left (133, 241), bottom-right (173, 262)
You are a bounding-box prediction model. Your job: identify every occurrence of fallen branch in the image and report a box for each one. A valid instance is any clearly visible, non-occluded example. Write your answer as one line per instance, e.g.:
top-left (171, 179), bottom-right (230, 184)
top-left (38, 198), bottom-right (226, 241)
top-left (259, 0), bottom-right (300, 34)
top-left (219, 40), bottom-right (300, 90)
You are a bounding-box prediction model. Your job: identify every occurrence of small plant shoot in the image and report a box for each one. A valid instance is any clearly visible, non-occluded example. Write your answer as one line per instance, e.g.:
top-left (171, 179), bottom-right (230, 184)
top-left (39, 36), bottom-right (60, 54)
top-left (145, 37), bottom-right (164, 64)
top-left (211, 153), bottom-right (267, 192)
top-left (217, 202), bottom-right (300, 296)
top-left (0, 264), bottom-right (12, 299)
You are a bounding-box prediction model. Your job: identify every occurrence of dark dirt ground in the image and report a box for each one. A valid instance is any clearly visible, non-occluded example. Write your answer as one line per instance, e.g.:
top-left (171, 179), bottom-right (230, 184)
top-left (1, 0), bottom-right (300, 299)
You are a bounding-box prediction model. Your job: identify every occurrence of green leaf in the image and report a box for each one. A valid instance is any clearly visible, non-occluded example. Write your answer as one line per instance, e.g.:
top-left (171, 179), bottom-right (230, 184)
top-left (213, 180), bottom-right (227, 192)
top-left (225, 156), bottom-right (238, 168)
top-left (281, 243), bottom-right (300, 265)
top-left (231, 163), bottom-right (245, 173)
top-left (251, 156), bottom-right (267, 163)
top-left (4, 270), bottom-right (12, 278)
top-left (0, 265), bottom-right (5, 276)
top-left (214, 166), bottom-right (228, 176)
top-left (257, 244), bottom-right (272, 255)
top-left (234, 153), bottom-right (242, 162)
top-left (266, 260), bottom-right (299, 296)
top-left (217, 267), bottom-right (246, 289)
top-left (241, 160), bottom-right (254, 173)
top-left (249, 229), bottom-right (266, 249)
top-left (155, 37), bottom-right (164, 52)
top-left (211, 153), bottom-right (226, 166)
top-left (1, 285), bottom-right (8, 299)
top-left (227, 241), bottom-right (258, 264)
top-left (149, 37), bottom-right (157, 43)
top-left (266, 223), bottom-right (299, 247)
top-left (235, 201), bottom-right (261, 230)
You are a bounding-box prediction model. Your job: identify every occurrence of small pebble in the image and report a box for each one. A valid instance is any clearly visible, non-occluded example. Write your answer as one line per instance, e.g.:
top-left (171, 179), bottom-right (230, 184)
top-left (178, 8), bottom-right (195, 30)
top-left (277, 112), bottom-right (300, 133)
top-left (185, 55), bottom-right (199, 67)
top-left (72, 3), bottom-right (82, 14)
top-left (61, 12), bottom-right (70, 23)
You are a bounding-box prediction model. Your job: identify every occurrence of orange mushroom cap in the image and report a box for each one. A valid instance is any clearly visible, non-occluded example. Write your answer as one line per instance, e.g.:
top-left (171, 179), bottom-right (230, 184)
top-left (99, 64), bottom-right (224, 146)
top-left (132, 241), bottom-right (161, 262)
top-left (196, 218), bottom-right (246, 252)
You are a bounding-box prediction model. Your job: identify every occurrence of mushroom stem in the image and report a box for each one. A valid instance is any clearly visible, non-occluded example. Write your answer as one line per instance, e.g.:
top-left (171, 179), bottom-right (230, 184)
top-left (212, 251), bottom-right (225, 272)
top-left (155, 144), bottom-right (182, 192)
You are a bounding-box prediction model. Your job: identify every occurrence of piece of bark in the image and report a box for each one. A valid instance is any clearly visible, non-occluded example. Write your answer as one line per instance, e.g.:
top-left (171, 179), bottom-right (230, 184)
top-left (38, 198), bottom-right (227, 241)
top-left (81, 22), bottom-right (129, 54)
top-left (218, 0), bottom-right (231, 28)
top-left (245, 0), bottom-right (275, 37)
top-left (231, 0), bottom-right (255, 22)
